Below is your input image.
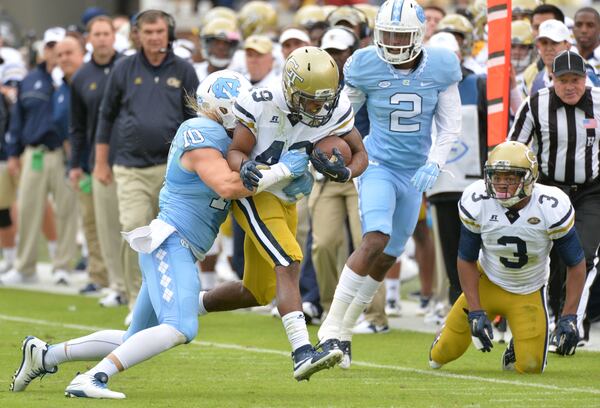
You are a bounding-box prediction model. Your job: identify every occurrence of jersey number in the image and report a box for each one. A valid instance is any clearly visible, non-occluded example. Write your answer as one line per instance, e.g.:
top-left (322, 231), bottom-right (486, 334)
top-left (497, 236), bottom-right (528, 269)
top-left (252, 90), bottom-right (273, 102)
top-left (390, 93), bottom-right (422, 133)
top-left (183, 129), bottom-right (205, 148)
top-left (255, 141), bottom-right (313, 165)
top-left (210, 197), bottom-right (228, 211)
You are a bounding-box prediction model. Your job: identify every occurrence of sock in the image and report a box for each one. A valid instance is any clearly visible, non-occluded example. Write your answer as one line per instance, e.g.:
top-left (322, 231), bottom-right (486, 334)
top-left (44, 330), bottom-right (125, 368)
top-left (199, 271), bottom-right (217, 290)
top-left (2, 246), bottom-right (16, 265)
top-left (89, 357), bottom-right (119, 377)
top-left (198, 291), bottom-right (208, 316)
top-left (281, 311), bottom-right (310, 352)
top-left (318, 265), bottom-right (365, 341)
top-left (385, 278), bottom-right (400, 304)
top-left (340, 276), bottom-right (382, 341)
top-left (47, 241), bottom-right (57, 260)
top-left (87, 324), bottom-right (186, 378)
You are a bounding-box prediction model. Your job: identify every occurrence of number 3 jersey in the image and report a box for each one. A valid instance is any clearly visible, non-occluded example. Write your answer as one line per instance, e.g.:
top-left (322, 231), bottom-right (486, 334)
top-left (158, 116), bottom-right (232, 257)
top-left (232, 83), bottom-right (354, 200)
top-left (459, 180), bottom-right (575, 295)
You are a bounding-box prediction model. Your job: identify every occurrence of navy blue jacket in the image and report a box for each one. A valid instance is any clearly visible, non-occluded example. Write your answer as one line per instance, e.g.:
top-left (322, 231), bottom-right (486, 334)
top-left (95, 50), bottom-right (199, 168)
top-left (6, 62), bottom-right (63, 157)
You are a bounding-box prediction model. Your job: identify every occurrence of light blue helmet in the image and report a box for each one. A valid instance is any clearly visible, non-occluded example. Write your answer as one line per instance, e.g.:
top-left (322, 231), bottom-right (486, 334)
top-left (196, 70), bottom-right (251, 130)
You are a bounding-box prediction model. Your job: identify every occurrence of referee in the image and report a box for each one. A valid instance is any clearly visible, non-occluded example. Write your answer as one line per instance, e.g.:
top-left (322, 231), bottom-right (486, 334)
top-left (508, 50), bottom-right (600, 347)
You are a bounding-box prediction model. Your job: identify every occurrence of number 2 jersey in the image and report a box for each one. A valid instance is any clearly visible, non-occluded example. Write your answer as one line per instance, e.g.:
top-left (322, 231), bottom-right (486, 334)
top-left (158, 116), bottom-right (231, 257)
top-left (459, 180), bottom-right (575, 294)
top-left (232, 83), bottom-right (354, 200)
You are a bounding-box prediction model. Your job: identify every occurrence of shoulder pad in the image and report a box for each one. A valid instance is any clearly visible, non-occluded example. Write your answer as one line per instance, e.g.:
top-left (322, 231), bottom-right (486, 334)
top-left (422, 47), bottom-right (462, 86)
top-left (458, 180), bottom-right (488, 233)
top-left (535, 185), bottom-right (575, 239)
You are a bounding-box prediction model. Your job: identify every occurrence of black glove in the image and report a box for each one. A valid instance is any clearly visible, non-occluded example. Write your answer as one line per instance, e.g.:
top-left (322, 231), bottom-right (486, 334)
top-left (239, 160), bottom-right (263, 191)
top-left (310, 147), bottom-right (351, 183)
top-left (467, 310), bottom-right (494, 352)
top-left (554, 314), bottom-right (579, 356)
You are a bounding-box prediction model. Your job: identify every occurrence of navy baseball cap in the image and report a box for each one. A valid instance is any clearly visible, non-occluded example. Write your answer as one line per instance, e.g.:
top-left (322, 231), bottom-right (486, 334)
top-left (553, 51), bottom-right (586, 77)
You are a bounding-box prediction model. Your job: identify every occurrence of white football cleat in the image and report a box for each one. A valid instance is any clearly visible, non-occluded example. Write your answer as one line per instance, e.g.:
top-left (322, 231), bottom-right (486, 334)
top-left (10, 336), bottom-right (57, 392)
top-left (1, 269), bottom-right (37, 285)
top-left (384, 299), bottom-right (402, 317)
top-left (65, 372), bottom-right (125, 399)
top-left (99, 290), bottom-right (127, 308)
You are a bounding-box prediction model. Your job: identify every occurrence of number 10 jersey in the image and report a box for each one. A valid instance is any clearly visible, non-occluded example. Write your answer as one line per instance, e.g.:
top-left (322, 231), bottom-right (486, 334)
top-left (458, 179), bottom-right (575, 295)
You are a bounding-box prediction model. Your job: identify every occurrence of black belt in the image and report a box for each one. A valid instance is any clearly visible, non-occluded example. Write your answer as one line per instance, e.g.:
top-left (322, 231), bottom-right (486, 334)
top-left (539, 173), bottom-right (600, 193)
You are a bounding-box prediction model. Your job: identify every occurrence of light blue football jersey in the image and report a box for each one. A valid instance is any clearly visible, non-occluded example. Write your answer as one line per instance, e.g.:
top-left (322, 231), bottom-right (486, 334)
top-left (344, 46), bottom-right (461, 171)
top-left (158, 116), bottom-right (232, 256)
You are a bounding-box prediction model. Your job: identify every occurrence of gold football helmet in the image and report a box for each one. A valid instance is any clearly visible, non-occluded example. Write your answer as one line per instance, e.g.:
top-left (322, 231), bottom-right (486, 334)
top-left (484, 141), bottom-right (539, 208)
top-left (511, 20), bottom-right (534, 73)
top-left (200, 7), bottom-right (238, 27)
top-left (293, 5), bottom-right (327, 29)
top-left (200, 18), bottom-right (241, 68)
top-left (512, 0), bottom-right (540, 21)
top-left (437, 14), bottom-right (474, 57)
top-left (282, 46), bottom-right (340, 127)
top-left (238, 1), bottom-right (278, 39)
top-left (354, 4), bottom-right (379, 31)
top-left (326, 5), bottom-right (370, 39)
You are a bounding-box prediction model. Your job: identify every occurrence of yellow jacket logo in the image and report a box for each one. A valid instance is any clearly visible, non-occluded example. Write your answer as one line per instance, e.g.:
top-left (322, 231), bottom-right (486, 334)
top-left (134, 77), bottom-right (143, 85)
top-left (528, 217), bottom-right (541, 225)
top-left (89, 82), bottom-right (97, 91)
top-left (167, 77), bottom-right (181, 88)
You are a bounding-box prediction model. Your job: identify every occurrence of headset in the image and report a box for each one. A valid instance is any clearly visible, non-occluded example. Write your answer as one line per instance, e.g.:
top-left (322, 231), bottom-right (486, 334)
top-left (326, 6), bottom-right (371, 40)
top-left (134, 9), bottom-right (176, 43)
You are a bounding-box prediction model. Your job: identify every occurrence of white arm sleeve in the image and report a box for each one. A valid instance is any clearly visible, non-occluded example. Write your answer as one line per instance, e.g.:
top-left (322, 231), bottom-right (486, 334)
top-left (343, 83), bottom-right (366, 113)
top-left (429, 82), bottom-right (461, 168)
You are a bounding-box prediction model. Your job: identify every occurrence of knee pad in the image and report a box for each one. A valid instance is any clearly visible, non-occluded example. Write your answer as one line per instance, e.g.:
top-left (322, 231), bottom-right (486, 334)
top-left (0, 208), bottom-right (11, 228)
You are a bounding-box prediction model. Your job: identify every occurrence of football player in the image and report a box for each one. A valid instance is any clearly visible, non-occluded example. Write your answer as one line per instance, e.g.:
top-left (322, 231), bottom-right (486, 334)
top-left (316, 0), bottom-right (462, 368)
top-left (200, 46), bottom-right (368, 381)
top-left (9, 70), bottom-right (304, 398)
top-left (429, 141), bottom-right (586, 373)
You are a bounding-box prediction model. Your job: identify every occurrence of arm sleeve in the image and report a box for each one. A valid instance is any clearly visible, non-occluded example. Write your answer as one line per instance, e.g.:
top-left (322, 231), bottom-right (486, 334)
top-left (95, 66), bottom-right (122, 145)
top-left (6, 90), bottom-right (24, 157)
top-left (69, 79), bottom-right (87, 169)
top-left (429, 82), bottom-right (461, 167)
top-left (458, 224), bottom-right (482, 262)
top-left (553, 227), bottom-right (585, 267)
top-left (507, 97), bottom-right (534, 144)
top-left (181, 63), bottom-right (200, 120)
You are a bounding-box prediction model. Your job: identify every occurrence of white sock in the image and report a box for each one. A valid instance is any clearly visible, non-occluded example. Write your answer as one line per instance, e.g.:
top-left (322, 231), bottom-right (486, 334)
top-left (47, 241), bottom-right (57, 260)
top-left (340, 276), bottom-right (382, 341)
top-left (198, 291), bottom-right (208, 316)
top-left (2, 246), bottom-right (16, 264)
top-left (385, 278), bottom-right (400, 304)
top-left (44, 330), bottom-right (125, 367)
top-left (199, 271), bottom-right (217, 290)
top-left (88, 357), bottom-right (119, 377)
top-left (281, 311), bottom-right (310, 352)
top-left (318, 265), bottom-right (365, 341)
top-left (88, 324), bottom-right (186, 378)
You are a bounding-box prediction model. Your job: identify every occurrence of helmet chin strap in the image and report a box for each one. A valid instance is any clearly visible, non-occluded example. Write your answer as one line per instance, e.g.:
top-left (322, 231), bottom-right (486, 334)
top-left (208, 56), bottom-right (231, 68)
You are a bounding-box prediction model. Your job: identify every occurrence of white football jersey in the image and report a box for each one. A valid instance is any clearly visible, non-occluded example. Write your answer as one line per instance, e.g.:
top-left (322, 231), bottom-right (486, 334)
top-left (459, 180), bottom-right (575, 295)
top-left (233, 82), bottom-right (354, 201)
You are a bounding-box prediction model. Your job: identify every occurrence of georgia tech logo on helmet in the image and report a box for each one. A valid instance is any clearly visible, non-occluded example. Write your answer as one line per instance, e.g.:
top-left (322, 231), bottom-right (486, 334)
top-left (285, 57), bottom-right (304, 88)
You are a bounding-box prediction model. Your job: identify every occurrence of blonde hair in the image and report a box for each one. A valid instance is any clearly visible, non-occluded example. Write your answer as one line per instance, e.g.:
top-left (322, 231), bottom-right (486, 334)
top-left (184, 91), bottom-right (222, 124)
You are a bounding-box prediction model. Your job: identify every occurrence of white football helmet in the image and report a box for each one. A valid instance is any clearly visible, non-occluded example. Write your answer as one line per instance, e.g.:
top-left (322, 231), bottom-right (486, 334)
top-left (196, 70), bottom-right (251, 130)
top-left (374, 0), bottom-right (426, 65)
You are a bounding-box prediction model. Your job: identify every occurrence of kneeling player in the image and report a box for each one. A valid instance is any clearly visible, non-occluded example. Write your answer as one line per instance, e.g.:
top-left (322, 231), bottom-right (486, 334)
top-left (429, 141), bottom-right (586, 373)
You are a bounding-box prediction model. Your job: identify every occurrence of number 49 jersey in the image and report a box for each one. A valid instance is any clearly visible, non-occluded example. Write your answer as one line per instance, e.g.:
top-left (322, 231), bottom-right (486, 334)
top-left (459, 180), bottom-right (575, 295)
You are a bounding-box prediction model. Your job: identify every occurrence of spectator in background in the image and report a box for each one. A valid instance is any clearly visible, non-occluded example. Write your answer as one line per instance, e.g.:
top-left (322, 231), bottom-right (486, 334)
top-left (243, 35), bottom-right (276, 87)
top-left (195, 17), bottom-right (240, 83)
top-left (279, 28), bottom-right (311, 60)
top-left (573, 7), bottom-right (600, 72)
top-left (69, 16), bottom-right (125, 304)
top-left (423, 2), bottom-right (446, 43)
top-left (2, 27), bottom-right (79, 286)
top-left (94, 10), bottom-right (198, 324)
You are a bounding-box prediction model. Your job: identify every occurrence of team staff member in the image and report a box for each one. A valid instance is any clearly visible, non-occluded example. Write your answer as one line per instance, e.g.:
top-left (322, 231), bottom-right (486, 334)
top-left (69, 16), bottom-right (125, 304)
top-left (509, 51), bottom-right (600, 346)
top-left (2, 27), bottom-right (79, 286)
top-left (95, 10), bottom-right (198, 322)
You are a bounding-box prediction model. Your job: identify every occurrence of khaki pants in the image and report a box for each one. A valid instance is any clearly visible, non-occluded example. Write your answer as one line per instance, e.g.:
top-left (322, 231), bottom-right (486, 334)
top-left (93, 177), bottom-right (126, 294)
top-left (16, 147), bottom-right (78, 276)
top-left (308, 180), bottom-right (362, 311)
top-left (113, 164), bottom-right (166, 308)
top-left (78, 188), bottom-right (108, 287)
top-left (0, 161), bottom-right (17, 209)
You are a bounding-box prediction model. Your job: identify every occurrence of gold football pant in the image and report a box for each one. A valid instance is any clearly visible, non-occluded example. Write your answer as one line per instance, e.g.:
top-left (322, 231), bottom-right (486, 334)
top-left (430, 270), bottom-right (549, 374)
top-left (233, 192), bottom-right (303, 305)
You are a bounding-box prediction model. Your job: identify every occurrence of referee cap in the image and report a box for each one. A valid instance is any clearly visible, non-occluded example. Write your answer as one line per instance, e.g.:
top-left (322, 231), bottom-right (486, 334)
top-left (553, 51), bottom-right (586, 78)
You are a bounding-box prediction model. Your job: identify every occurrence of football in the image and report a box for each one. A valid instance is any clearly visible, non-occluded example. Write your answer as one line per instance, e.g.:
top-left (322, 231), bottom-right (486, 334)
top-left (314, 135), bottom-right (352, 164)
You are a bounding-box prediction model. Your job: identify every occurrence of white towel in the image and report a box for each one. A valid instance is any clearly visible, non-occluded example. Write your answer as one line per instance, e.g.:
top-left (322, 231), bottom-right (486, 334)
top-left (121, 219), bottom-right (176, 254)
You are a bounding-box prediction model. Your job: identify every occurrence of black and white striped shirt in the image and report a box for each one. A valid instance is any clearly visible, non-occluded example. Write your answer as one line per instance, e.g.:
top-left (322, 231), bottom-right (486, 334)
top-left (509, 86), bottom-right (600, 185)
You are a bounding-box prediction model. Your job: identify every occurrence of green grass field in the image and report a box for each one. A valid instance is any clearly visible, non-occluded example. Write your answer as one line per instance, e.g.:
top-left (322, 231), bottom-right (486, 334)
top-left (0, 288), bottom-right (599, 408)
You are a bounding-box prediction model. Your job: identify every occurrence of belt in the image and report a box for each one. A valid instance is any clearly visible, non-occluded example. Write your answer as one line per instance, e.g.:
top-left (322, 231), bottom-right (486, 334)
top-left (539, 174), bottom-right (600, 193)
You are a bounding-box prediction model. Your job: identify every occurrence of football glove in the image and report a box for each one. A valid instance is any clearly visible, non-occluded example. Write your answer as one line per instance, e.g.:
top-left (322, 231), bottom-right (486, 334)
top-left (279, 149), bottom-right (309, 178)
top-left (283, 170), bottom-right (314, 201)
top-left (310, 147), bottom-right (351, 183)
top-left (240, 160), bottom-right (263, 191)
top-left (411, 161), bottom-right (440, 192)
top-left (553, 314), bottom-right (578, 356)
top-left (467, 310), bottom-right (494, 352)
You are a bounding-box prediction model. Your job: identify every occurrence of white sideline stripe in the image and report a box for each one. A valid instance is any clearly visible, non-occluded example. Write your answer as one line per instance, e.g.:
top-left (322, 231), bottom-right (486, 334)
top-left (2, 313), bottom-right (600, 395)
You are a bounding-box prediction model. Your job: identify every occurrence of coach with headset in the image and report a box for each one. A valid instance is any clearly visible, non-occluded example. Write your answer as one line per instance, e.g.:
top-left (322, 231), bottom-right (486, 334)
top-left (94, 9), bottom-right (198, 323)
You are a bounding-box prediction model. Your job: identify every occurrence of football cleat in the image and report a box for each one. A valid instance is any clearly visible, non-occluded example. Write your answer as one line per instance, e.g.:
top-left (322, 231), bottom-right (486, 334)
top-left (548, 331), bottom-right (558, 354)
top-left (339, 341), bottom-right (352, 369)
top-left (428, 331), bottom-right (443, 369)
top-left (65, 372), bottom-right (125, 399)
top-left (352, 320), bottom-right (390, 334)
top-left (502, 338), bottom-right (516, 371)
top-left (292, 344), bottom-right (342, 382)
top-left (315, 338), bottom-right (340, 352)
top-left (385, 299), bottom-right (402, 317)
top-left (302, 301), bottom-right (323, 325)
top-left (10, 336), bottom-right (58, 392)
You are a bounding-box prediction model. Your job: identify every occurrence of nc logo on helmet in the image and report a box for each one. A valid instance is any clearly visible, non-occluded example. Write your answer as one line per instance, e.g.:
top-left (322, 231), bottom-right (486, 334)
top-left (211, 77), bottom-right (242, 99)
